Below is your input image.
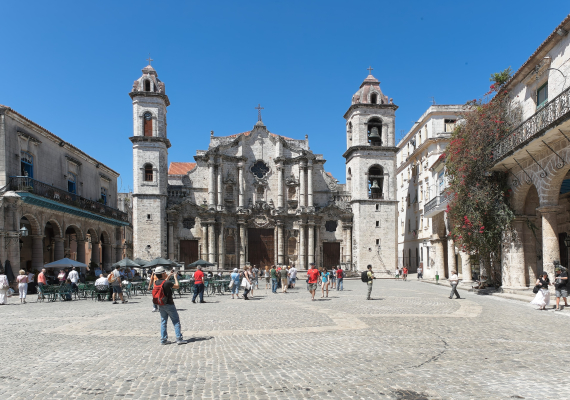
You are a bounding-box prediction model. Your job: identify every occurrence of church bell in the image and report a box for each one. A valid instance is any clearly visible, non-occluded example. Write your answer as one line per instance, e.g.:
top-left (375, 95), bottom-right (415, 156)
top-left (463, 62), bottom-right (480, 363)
top-left (369, 127), bottom-right (381, 140)
top-left (371, 180), bottom-right (380, 190)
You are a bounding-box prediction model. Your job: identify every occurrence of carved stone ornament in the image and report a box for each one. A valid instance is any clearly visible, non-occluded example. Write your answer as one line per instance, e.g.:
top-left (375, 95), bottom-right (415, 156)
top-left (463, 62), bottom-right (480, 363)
top-left (285, 174), bottom-right (298, 186)
top-left (253, 214), bottom-right (270, 228)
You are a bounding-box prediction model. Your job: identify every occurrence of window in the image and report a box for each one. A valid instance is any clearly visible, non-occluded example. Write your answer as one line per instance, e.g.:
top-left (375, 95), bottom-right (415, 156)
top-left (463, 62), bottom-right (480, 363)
top-left (257, 186), bottom-right (265, 200)
top-left (537, 82), bottom-right (548, 108)
top-left (144, 80), bottom-right (151, 92)
top-left (20, 151), bottom-right (33, 178)
top-left (147, 214), bottom-right (151, 220)
top-left (376, 239), bottom-right (380, 245)
top-left (288, 186), bottom-right (296, 200)
top-left (368, 165), bottom-right (384, 199)
top-left (325, 220), bottom-right (338, 232)
top-left (366, 118), bottom-right (382, 146)
top-left (251, 160), bottom-right (270, 179)
top-left (144, 164), bottom-right (153, 182)
top-left (67, 173), bottom-right (77, 194)
top-left (375, 204), bottom-right (379, 211)
top-left (100, 187), bottom-right (107, 205)
top-left (226, 236), bottom-right (235, 254)
top-left (144, 112), bottom-right (153, 137)
top-left (370, 93), bottom-right (378, 104)
top-left (408, 219), bottom-right (411, 233)
top-left (182, 218), bottom-right (195, 229)
top-left (375, 221), bottom-right (379, 227)
top-left (444, 119), bottom-right (457, 133)
top-left (438, 170), bottom-right (445, 195)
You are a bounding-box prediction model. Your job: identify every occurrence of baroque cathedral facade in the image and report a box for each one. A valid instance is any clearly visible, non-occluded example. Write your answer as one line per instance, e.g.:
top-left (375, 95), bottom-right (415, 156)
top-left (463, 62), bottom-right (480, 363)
top-left (129, 64), bottom-right (397, 271)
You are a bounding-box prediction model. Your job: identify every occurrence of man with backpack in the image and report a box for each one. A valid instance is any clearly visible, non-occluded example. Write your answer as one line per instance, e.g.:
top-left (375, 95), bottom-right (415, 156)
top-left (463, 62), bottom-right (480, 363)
top-left (361, 265), bottom-right (376, 300)
top-left (336, 266), bottom-right (344, 291)
top-left (153, 266), bottom-right (187, 345)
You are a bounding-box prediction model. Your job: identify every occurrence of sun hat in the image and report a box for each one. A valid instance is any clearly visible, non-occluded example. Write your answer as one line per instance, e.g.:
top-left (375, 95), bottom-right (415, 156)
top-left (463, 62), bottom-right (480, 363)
top-left (155, 266), bottom-right (166, 274)
top-left (233, 268), bottom-right (238, 272)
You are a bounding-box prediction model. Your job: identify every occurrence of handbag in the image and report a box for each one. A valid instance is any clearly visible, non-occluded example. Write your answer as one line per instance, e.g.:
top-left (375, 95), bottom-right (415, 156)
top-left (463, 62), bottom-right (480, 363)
top-left (533, 285), bottom-right (540, 294)
top-left (241, 278), bottom-right (251, 290)
top-left (229, 280), bottom-right (234, 289)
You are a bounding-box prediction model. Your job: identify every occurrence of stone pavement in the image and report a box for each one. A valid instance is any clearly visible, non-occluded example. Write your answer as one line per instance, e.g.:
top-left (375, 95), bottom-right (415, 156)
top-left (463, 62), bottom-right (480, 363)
top-left (1, 279), bottom-right (570, 400)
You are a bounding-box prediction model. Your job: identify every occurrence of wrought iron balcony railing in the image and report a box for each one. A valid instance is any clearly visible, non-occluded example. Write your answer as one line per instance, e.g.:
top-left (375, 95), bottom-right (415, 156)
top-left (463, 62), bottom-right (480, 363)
top-left (10, 176), bottom-right (129, 223)
top-left (424, 191), bottom-right (452, 215)
top-left (493, 85), bottom-right (570, 163)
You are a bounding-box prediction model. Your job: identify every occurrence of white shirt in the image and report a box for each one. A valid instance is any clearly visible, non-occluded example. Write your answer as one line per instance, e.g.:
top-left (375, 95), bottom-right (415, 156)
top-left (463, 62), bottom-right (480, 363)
top-left (289, 268), bottom-right (297, 279)
top-left (95, 277), bottom-right (109, 286)
top-left (449, 273), bottom-right (459, 284)
top-left (68, 270), bottom-right (79, 284)
top-left (28, 273), bottom-right (35, 283)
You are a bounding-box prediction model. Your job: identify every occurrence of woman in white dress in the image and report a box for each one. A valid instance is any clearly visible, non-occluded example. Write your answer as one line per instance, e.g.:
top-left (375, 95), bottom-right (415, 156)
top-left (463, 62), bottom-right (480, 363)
top-left (531, 271), bottom-right (551, 310)
top-left (0, 267), bottom-right (9, 305)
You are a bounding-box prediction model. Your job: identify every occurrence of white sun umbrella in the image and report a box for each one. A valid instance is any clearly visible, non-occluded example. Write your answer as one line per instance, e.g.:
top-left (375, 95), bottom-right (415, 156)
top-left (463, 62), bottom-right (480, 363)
top-left (44, 258), bottom-right (88, 269)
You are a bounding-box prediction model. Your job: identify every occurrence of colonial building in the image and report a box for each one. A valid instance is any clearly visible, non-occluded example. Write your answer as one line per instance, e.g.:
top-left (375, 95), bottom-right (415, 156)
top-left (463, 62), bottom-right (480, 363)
top-left (491, 14), bottom-right (570, 289)
top-left (130, 65), bottom-right (398, 271)
top-left (396, 105), bottom-right (464, 280)
top-left (0, 105), bottom-right (130, 277)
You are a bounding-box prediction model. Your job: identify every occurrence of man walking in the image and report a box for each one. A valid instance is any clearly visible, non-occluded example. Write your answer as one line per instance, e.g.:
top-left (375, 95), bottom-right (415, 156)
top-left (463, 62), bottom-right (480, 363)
top-left (366, 265), bottom-right (376, 300)
top-left (270, 265), bottom-right (278, 294)
top-left (449, 270), bottom-right (461, 299)
top-left (192, 265), bottom-right (206, 304)
top-left (288, 265), bottom-right (297, 288)
top-left (252, 265), bottom-right (259, 290)
top-left (307, 263), bottom-right (319, 301)
top-left (402, 266), bottom-right (408, 281)
top-left (68, 267), bottom-right (80, 295)
top-left (554, 266), bottom-right (569, 311)
top-left (280, 266), bottom-right (288, 293)
top-left (110, 266), bottom-right (128, 304)
top-left (152, 267), bottom-right (187, 345)
top-left (336, 266), bottom-right (344, 291)
top-left (37, 268), bottom-right (47, 299)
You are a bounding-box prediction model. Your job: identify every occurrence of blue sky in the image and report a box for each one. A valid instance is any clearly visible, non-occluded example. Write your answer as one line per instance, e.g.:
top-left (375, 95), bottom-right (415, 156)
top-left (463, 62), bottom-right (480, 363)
top-left (1, 1), bottom-right (568, 192)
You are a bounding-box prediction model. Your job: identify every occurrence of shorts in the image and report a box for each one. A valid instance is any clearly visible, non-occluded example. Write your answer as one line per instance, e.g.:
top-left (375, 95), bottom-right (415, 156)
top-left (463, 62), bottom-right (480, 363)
top-left (308, 283), bottom-right (317, 291)
top-left (112, 285), bottom-right (123, 294)
top-left (265, 277), bottom-right (270, 283)
top-left (290, 278), bottom-right (296, 284)
top-left (556, 288), bottom-right (568, 298)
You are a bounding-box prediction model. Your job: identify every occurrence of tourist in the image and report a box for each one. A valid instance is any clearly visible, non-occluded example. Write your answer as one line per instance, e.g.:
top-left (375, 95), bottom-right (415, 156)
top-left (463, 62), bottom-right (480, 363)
top-left (0, 267), bottom-right (9, 305)
top-left (289, 265), bottom-right (297, 289)
top-left (58, 269), bottom-right (66, 285)
top-left (95, 273), bottom-right (109, 286)
top-left (68, 266), bottom-right (79, 295)
top-left (320, 267), bottom-right (330, 298)
top-left (336, 266), bottom-right (344, 291)
top-left (531, 272), bottom-right (551, 310)
top-left (249, 266), bottom-right (256, 297)
top-left (17, 269), bottom-right (28, 304)
top-left (330, 267), bottom-right (336, 289)
top-left (230, 268), bottom-right (241, 299)
top-left (27, 269), bottom-right (36, 294)
top-left (110, 266), bottom-right (128, 304)
top-left (243, 266), bottom-right (253, 300)
top-left (264, 266), bottom-right (270, 290)
top-left (252, 265), bottom-right (259, 289)
top-left (192, 265), bottom-right (206, 304)
top-left (554, 267), bottom-right (569, 311)
top-left (417, 265), bottom-right (423, 280)
top-left (270, 265), bottom-right (278, 294)
top-left (366, 265), bottom-right (376, 300)
top-left (307, 264), bottom-right (319, 301)
top-left (280, 265), bottom-right (288, 293)
top-left (37, 268), bottom-right (47, 300)
top-left (394, 267), bottom-right (400, 280)
top-left (152, 267), bottom-right (187, 345)
top-left (402, 266), bottom-right (408, 281)
top-left (448, 270), bottom-right (461, 299)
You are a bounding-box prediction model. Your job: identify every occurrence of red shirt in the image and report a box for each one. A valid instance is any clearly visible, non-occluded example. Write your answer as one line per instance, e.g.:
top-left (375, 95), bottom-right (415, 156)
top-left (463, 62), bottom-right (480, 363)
top-left (194, 270), bottom-right (204, 284)
top-left (307, 269), bottom-right (319, 284)
top-left (403, 268), bottom-right (408, 274)
top-left (336, 269), bottom-right (343, 279)
top-left (38, 272), bottom-right (47, 284)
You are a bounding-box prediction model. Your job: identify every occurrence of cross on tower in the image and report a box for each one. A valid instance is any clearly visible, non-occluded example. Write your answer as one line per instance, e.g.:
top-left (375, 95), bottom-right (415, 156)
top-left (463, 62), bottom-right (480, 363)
top-left (367, 66), bottom-right (373, 75)
top-left (147, 53), bottom-right (154, 66)
top-left (255, 104), bottom-right (264, 122)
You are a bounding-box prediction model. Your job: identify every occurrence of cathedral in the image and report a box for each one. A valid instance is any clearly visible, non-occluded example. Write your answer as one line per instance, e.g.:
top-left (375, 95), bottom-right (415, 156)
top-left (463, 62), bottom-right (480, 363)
top-left (129, 64), bottom-right (397, 271)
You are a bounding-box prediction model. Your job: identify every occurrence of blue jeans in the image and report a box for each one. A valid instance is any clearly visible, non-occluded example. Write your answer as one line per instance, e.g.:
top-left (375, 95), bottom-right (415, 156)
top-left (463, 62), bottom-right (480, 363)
top-left (192, 284), bottom-right (204, 302)
top-left (271, 278), bottom-right (278, 293)
top-left (231, 282), bottom-right (240, 295)
top-left (159, 304), bottom-right (182, 343)
top-left (337, 278), bottom-right (343, 291)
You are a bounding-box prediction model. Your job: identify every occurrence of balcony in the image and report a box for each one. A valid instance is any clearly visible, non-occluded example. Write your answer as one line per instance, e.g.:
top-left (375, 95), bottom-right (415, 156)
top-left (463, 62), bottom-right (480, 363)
top-left (424, 191), bottom-right (451, 218)
top-left (332, 192), bottom-right (351, 210)
top-left (10, 177), bottom-right (129, 224)
top-left (493, 85), bottom-right (570, 164)
top-left (368, 193), bottom-right (384, 199)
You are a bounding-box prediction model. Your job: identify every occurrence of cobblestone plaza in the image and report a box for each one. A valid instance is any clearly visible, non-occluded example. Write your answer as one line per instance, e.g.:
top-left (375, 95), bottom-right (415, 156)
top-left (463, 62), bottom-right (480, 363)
top-left (2, 279), bottom-right (569, 400)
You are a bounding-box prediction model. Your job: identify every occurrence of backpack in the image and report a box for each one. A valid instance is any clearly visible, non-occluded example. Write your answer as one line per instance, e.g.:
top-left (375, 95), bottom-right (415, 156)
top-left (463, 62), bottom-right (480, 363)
top-left (361, 271), bottom-right (369, 283)
top-left (152, 280), bottom-right (168, 306)
top-left (107, 272), bottom-right (116, 284)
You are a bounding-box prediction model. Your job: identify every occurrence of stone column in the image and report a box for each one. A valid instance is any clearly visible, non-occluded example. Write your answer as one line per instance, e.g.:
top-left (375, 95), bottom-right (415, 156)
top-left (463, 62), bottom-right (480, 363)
top-left (202, 223), bottom-right (208, 260)
top-left (277, 163), bottom-right (284, 209)
top-left (538, 206), bottom-right (561, 283)
top-left (431, 238), bottom-right (445, 279)
top-left (299, 222), bottom-right (306, 269)
top-left (31, 235), bottom-right (44, 270)
top-left (308, 221), bottom-right (315, 266)
top-left (460, 252), bottom-right (472, 283)
top-left (208, 160), bottom-right (216, 207)
top-left (218, 222), bottom-right (225, 270)
top-left (346, 225), bottom-right (353, 267)
top-left (274, 225), bottom-right (278, 266)
top-left (315, 225), bottom-right (321, 268)
top-left (54, 237), bottom-right (65, 261)
top-left (102, 244), bottom-right (112, 269)
top-left (217, 164), bottom-right (223, 210)
top-left (447, 237), bottom-right (456, 278)
top-left (91, 241), bottom-right (100, 266)
top-left (168, 221), bottom-right (175, 260)
top-left (307, 160), bottom-right (314, 208)
top-left (76, 240), bottom-right (86, 264)
top-left (278, 221), bottom-right (284, 265)
top-left (208, 222), bottom-right (216, 264)
top-left (5, 232), bottom-right (20, 280)
top-left (299, 161), bottom-right (306, 209)
top-left (238, 163), bottom-right (244, 208)
top-left (238, 221), bottom-right (246, 268)
top-left (503, 217), bottom-right (526, 288)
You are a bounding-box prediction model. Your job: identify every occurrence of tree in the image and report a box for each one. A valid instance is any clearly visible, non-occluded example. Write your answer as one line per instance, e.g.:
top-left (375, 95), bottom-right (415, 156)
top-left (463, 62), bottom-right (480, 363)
top-left (444, 68), bottom-right (516, 285)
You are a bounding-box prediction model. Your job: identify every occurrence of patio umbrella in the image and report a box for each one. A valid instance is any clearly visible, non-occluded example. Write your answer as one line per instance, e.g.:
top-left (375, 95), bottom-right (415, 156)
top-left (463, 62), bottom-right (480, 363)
top-left (44, 258), bottom-right (88, 269)
top-left (188, 259), bottom-right (215, 267)
top-left (112, 258), bottom-right (141, 268)
top-left (4, 260), bottom-right (15, 283)
top-left (133, 258), bottom-right (149, 267)
top-left (145, 257), bottom-right (176, 268)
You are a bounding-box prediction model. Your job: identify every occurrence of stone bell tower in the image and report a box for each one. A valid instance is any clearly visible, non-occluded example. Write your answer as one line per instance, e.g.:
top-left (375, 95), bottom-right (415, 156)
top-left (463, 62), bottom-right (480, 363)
top-left (129, 61), bottom-right (170, 260)
top-left (343, 68), bottom-right (398, 272)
